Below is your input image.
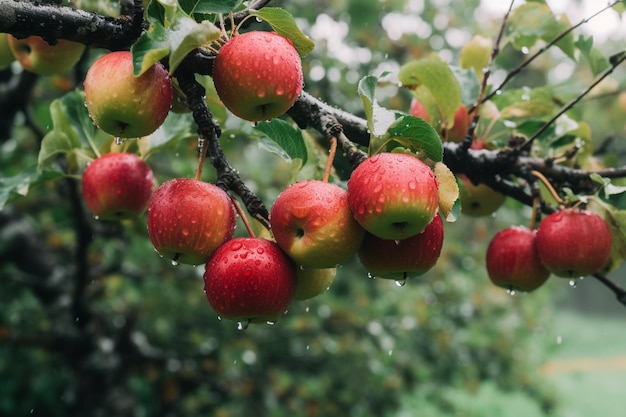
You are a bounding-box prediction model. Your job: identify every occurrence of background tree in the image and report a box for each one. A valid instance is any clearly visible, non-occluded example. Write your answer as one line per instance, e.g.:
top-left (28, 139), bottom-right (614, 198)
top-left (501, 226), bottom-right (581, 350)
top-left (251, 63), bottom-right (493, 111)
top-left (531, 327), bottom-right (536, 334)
top-left (0, 0), bottom-right (625, 416)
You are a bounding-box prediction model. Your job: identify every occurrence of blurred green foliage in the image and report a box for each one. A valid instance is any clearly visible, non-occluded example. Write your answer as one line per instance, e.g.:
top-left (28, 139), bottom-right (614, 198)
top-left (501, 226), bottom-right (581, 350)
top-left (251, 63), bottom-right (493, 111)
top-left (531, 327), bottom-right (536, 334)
top-left (2, 0), bottom-right (626, 416)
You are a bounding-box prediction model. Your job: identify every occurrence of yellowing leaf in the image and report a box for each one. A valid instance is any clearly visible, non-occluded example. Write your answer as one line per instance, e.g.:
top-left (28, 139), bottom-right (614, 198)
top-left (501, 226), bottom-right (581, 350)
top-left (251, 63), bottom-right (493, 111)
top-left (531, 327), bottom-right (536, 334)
top-left (434, 162), bottom-right (460, 222)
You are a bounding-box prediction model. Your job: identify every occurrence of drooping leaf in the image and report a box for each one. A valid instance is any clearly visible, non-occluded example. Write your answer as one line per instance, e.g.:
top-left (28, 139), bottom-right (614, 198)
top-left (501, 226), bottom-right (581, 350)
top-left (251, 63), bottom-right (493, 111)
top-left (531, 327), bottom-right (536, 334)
top-left (587, 197), bottom-right (626, 273)
top-left (254, 118), bottom-right (307, 165)
top-left (398, 57), bottom-right (462, 131)
top-left (434, 162), bottom-right (460, 222)
top-left (254, 8), bottom-right (315, 57)
top-left (132, 23), bottom-right (170, 75)
top-left (384, 115), bottom-right (443, 162)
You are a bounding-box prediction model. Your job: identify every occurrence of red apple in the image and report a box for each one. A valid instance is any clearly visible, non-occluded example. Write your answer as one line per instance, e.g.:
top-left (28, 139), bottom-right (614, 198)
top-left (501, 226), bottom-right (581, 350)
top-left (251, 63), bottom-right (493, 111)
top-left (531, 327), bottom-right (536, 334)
top-left (409, 98), bottom-right (431, 122)
top-left (458, 174), bottom-right (506, 217)
top-left (535, 208), bottom-right (612, 278)
top-left (204, 237), bottom-right (297, 324)
top-left (84, 51), bottom-right (173, 138)
top-left (81, 152), bottom-right (156, 221)
top-left (358, 214), bottom-right (444, 280)
top-left (486, 226), bottom-right (550, 292)
top-left (447, 105), bottom-right (471, 142)
top-left (8, 35), bottom-right (85, 76)
top-left (212, 31), bottom-right (303, 121)
top-left (270, 180), bottom-right (365, 268)
top-left (147, 178), bottom-right (236, 266)
top-left (348, 153), bottom-right (439, 240)
top-left (294, 266), bottom-right (337, 300)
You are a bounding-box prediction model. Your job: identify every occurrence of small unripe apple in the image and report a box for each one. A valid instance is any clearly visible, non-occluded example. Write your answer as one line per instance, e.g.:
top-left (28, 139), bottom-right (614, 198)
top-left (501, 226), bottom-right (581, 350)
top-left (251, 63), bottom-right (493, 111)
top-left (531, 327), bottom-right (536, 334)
top-left (0, 33), bottom-right (15, 69)
top-left (358, 214), bottom-right (444, 280)
top-left (270, 180), bottom-right (365, 268)
top-left (212, 31), bottom-right (303, 121)
top-left (84, 51), bottom-right (173, 138)
top-left (8, 35), bottom-right (85, 76)
top-left (81, 152), bottom-right (156, 221)
top-left (147, 178), bottom-right (236, 266)
top-left (348, 153), bottom-right (439, 240)
top-left (486, 226), bottom-right (550, 292)
top-left (294, 266), bottom-right (336, 300)
top-left (535, 208), bottom-right (612, 278)
top-left (204, 237), bottom-right (297, 324)
top-left (458, 174), bottom-right (506, 217)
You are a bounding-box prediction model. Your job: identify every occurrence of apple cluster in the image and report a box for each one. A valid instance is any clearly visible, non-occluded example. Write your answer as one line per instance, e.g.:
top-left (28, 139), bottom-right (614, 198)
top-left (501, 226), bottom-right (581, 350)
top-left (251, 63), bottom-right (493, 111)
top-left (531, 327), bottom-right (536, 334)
top-left (486, 208), bottom-right (613, 293)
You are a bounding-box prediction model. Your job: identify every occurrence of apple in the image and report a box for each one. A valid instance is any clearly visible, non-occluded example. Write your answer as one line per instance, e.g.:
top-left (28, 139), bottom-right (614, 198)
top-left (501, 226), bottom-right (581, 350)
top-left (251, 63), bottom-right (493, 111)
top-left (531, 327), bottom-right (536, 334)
top-left (535, 208), bottom-right (612, 278)
top-left (347, 152), bottom-right (439, 240)
top-left (81, 152), bottom-right (156, 221)
top-left (357, 214), bottom-right (444, 280)
top-left (409, 98), bottom-right (431, 122)
top-left (447, 105), bottom-right (471, 142)
top-left (8, 35), bottom-right (84, 76)
top-left (84, 51), bottom-right (173, 138)
top-left (458, 174), bottom-right (506, 217)
top-left (212, 31), bottom-right (303, 121)
top-left (204, 237), bottom-right (297, 324)
top-left (485, 226), bottom-right (550, 292)
top-left (147, 178), bottom-right (236, 266)
top-left (0, 33), bottom-right (15, 69)
top-left (269, 180), bottom-right (365, 268)
top-left (294, 266), bottom-right (337, 300)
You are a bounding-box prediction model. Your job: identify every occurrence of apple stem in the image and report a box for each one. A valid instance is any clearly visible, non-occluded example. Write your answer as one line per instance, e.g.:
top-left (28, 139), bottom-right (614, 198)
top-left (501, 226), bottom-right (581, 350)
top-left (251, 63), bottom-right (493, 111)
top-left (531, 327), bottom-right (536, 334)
top-left (194, 137), bottom-right (208, 181)
top-left (529, 196), bottom-right (540, 230)
top-left (531, 169), bottom-right (565, 207)
top-left (322, 136), bottom-right (338, 183)
top-left (230, 194), bottom-right (256, 238)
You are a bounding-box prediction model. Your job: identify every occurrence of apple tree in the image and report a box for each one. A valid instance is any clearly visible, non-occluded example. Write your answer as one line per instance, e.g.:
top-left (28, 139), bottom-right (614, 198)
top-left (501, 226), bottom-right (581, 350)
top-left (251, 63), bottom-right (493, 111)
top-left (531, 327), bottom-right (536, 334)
top-left (1, 0), bottom-right (625, 415)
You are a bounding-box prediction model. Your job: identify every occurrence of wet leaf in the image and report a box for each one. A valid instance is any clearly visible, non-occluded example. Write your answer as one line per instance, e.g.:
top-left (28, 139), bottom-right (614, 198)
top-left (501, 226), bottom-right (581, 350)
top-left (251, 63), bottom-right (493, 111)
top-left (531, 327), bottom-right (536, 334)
top-left (433, 162), bottom-right (460, 222)
top-left (254, 119), bottom-right (307, 165)
top-left (255, 8), bottom-right (315, 57)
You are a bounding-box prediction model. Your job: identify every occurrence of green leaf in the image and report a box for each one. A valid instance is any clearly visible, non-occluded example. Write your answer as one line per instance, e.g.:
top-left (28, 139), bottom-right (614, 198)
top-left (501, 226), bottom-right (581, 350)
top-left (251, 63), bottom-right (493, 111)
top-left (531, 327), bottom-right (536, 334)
top-left (575, 35), bottom-right (609, 75)
top-left (507, 2), bottom-right (575, 59)
top-left (254, 119), bottom-right (307, 165)
top-left (38, 91), bottom-right (104, 169)
top-left (168, 16), bottom-right (221, 73)
top-left (358, 75), bottom-right (400, 156)
top-left (132, 23), bottom-right (170, 75)
top-left (191, 0), bottom-right (243, 14)
top-left (587, 197), bottom-right (626, 273)
top-left (398, 57), bottom-right (462, 130)
top-left (384, 116), bottom-right (443, 162)
top-left (0, 166), bottom-right (39, 210)
top-left (254, 8), bottom-right (315, 57)
top-left (143, 112), bottom-right (198, 159)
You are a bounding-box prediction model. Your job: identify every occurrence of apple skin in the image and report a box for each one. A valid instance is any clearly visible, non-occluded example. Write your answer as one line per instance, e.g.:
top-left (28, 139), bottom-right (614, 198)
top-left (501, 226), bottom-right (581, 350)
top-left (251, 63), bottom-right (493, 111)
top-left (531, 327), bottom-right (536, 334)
top-left (8, 35), bottom-right (85, 76)
top-left (448, 105), bottom-right (471, 142)
top-left (294, 266), bottom-right (337, 300)
top-left (84, 51), bottom-right (173, 138)
top-left (81, 153), bottom-right (157, 221)
top-left (458, 174), bottom-right (506, 217)
top-left (212, 31), bottom-right (303, 122)
top-left (204, 237), bottom-right (297, 323)
top-left (347, 153), bottom-right (439, 240)
top-left (0, 33), bottom-right (15, 69)
top-left (147, 178), bottom-right (236, 266)
top-left (486, 226), bottom-right (550, 292)
top-left (535, 208), bottom-right (612, 278)
top-left (409, 98), bottom-right (431, 122)
top-left (270, 180), bottom-right (365, 268)
top-left (357, 214), bottom-right (444, 280)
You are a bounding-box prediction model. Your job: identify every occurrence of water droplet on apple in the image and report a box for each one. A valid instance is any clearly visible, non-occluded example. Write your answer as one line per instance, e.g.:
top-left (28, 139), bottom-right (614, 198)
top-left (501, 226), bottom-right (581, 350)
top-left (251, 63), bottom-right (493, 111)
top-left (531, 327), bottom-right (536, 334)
top-left (506, 288), bottom-right (516, 296)
top-left (367, 273), bottom-right (376, 280)
top-left (275, 86), bottom-right (285, 96)
top-left (230, 241), bottom-right (243, 251)
top-left (114, 137), bottom-right (125, 145)
top-left (266, 320), bottom-right (276, 325)
top-left (237, 320), bottom-right (250, 331)
top-left (568, 279), bottom-right (577, 288)
top-left (394, 240), bottom-right (401, 245)
top-left (394, 279), bottom-right (406, 287)
top-left (217, 316), bottom-right (222, 321)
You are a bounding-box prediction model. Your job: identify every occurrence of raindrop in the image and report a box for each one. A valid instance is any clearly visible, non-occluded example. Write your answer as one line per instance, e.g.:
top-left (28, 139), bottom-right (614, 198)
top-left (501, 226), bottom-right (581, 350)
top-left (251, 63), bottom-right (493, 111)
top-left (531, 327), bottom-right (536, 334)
top-left (394, 240), bottom-right (401, 245)
top-left (556, 335), bottom-right (563, 344)
top-left (93, 215), bottom-right (99, 220)
top-left (114, 137), bottom-right (126, 145)
top-left (217, 316), bottom-right (222, 321)
top-left (237, 320), bottom-right (250, 331)
top-left (367, 272), bottom-right (376, 280)
top-left (171, 253), bottom-right (180, 266)
top-left (266, 320), bottom-right (276, 326)
top-left (395, 279), bottom-right (406, 287)
top-left (568, 279), bottom-right (577, 288)
top-left (506, 288), bottom-right (516, 296)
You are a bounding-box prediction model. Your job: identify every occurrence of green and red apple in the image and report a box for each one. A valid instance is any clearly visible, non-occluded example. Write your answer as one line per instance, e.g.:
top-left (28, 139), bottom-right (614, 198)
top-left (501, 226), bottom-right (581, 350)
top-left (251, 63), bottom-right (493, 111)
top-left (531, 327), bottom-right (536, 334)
top-left (348, 152), bottom-right (439, 240)
top-left (486, 226), bottom-right (550, 292)
top-left (8, 35), bottom-right (85, 76)
top-left (270, 180), bottom-right (365, 268)
top-left (204, 237), bottom-right (297, 324)
top-left (84, 51), bottom-right (173, 138)
top-left (294, 266), bottom-right (337, 300)
top-left (0, 33), bottom-right (15, 69)
top-left (81, 152), bottom-right (156, 221)
top-left (147, 178), bottom-right (236, 266)
top-left (358, 214), bottom-right (444, 280)
top-left (212, 31), bottom-right (303, 121)
top-left (458, 174), bottom-right (506, 217)
top-left (535, 208), bottom-right (612, 278)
